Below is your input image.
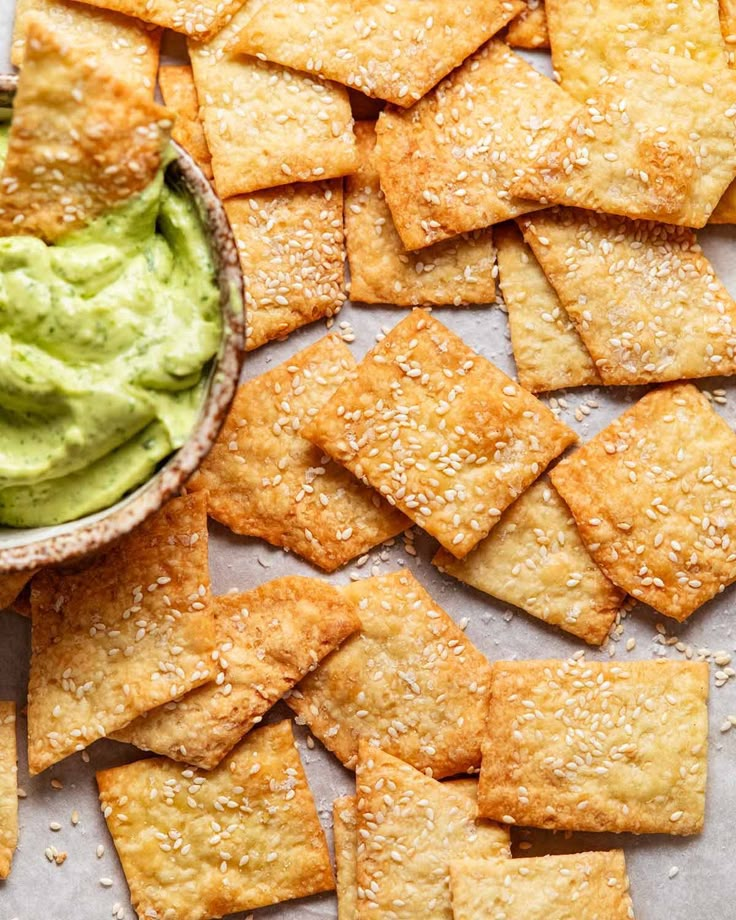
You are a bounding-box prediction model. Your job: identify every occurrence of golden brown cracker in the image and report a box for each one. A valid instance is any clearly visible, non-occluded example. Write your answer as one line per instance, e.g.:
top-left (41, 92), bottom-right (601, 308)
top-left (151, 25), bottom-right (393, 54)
top-left (303, 310), bottom-right (576, 558)
top-left (288, 570), bottom-right (494, 778)
top-left (97, 720), bottom-right (334, 920)
top-left (0, 570), bottom-right (35, 612)
top-left (187, 335), bottom-right (408, 571)
top-left (27, 493), bottom-right (214, 775)
top-left (114, 576), bottom-right (359, 769)
top-left (434, 476), bottom-right (624, 645)
top-left (0, 18), bottom-right (170, 241)
top-left (450, 851), bottom-right (635, 920)
top-left (224, 182), bottom-right (346, 351)
top-left (355, 745), bottom-right (510, 920)
top-left (158, 64), bottom-right (212, 178)
top-left (333, 795), bottom-right (357, 920)
top-left (0, 703), bottom-right (18, 879)
top-left (226, 0), bottom-right (523, 106)
top-left (549, 383), bottom-right (736, 621)
top-left (478, 658), bottom-right (708, 835)
top-left (347, 122), bottom-right (496, 306)
top-left (62, 0), bottom-right (246, 37)
top-left (519, 207), bottom-right (736, 385)
top-left (495, 222), bottom-right (600, 392)
top-left (506, 1), bottom-right (549, 49)
top-left (373, 41), bottom-right (582, 250)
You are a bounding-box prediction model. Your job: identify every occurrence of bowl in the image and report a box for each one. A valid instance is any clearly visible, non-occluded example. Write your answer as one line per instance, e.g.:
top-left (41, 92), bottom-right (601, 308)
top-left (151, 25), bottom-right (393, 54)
top-left (0, 73), bottom-right (245, 573)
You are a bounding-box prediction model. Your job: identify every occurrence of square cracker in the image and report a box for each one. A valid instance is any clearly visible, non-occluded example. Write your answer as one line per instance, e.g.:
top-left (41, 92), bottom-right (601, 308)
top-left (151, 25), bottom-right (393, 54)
top-left (518, 207), bottom-right (736, 386)
top-left (346, 122), bottom-right (496, 307)
top-left (114, 576), bottom-right (359, 769)
top-left (0, 570), bottom-right (35, 611)
top-left (511, 47), bottom-right (736, 228)
top-left (27, 493), bottom-right (214, 775)
top-left (374, 41), bottom-right (582, 250)
top-left (226, 0), bottom-right (524, 106)
top-left (97, 720), bottom-right (334, 920)
top-left (287, 570), bottom-right (494, 778)
top-left (355, 745), bottom-right (510, 920)
top-left (550, 383), bottom-right (736, 621)
top-left (495, 222), bottom-right (600, 392)
top-left (333, 795), bottom-right (357, 920)
top-left (434, 476), bottom-right (624, 645)
top-left (189, 12), bottom-right (356, 200)
top-left (11, 0), bottom-right (160, 95)
top-left (62, 0), bottom-right (246, 37)
top-left (506, 1), bottom-right (549, 49)
top-left (477, 658), bottom-right (709, 834)
top-left (303, 309), bottom-right (576, 558)
top-left (0, 703), bottom-right (18, 879)
top-left (158, 65), bottom-right (212, 178)
top-left (0, 18), bottom-right (170, 241)
top-left (224, 182), bottom-right (346, 352)
top-left (187, 335), bottom-right (408, 572)
top-left (450, 851), bottom-right (635, 920)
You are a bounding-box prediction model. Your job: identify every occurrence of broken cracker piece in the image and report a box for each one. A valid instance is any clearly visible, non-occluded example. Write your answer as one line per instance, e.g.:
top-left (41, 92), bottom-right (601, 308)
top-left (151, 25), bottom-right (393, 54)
top-left (495, 221), bottom-right (600, 392)
top-left (226, 0), bottom-right (523, 106)
top-left (347, 122), bottom-right (496, 306)
top-left (224, 182), bottom-right (346, 352)
top-left (506, 0), bottom-right (549, 49)
top-left (450, 851), bottom-right (635, 920)
top-left (288, 570), bottom-right (494, 778)
top-left (478, 658), bottom-right (708, 834)
top-left (114, 576), bottom-right (359, 769)
top-left (98, 720), bottom-right (334, 920)
top-left (519, 207), bottom-right (736, 386)
top-left (62, 0), bottom-right (245, 38)
top-left (333, 795), bottom-right (357, 920)
top-left (434, 476), bottom-right (624, 645)
top-left (27, 493), bottom-right (214, 775)
top-left (303, 310), bottom-right (576, 558)
top-left (187, 335), bottom-right (407, 571)
top-left (373, 41), bottom-right (581, 250)
top-left (158, 64), bottom-right (212, 178)
top-left (0, 570), bottom-right (35, 612)
top-left (550, 383), bottom-right (736, 620)
top-left (0, 703), bottom-right (18, 879)
top-left (356, 745), bottom-right (510, 920)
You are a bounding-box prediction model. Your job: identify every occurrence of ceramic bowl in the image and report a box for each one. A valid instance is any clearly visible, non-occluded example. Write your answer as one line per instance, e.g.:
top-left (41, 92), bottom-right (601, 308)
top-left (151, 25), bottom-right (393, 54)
top-left (0, 73), bottom-right (245, 573)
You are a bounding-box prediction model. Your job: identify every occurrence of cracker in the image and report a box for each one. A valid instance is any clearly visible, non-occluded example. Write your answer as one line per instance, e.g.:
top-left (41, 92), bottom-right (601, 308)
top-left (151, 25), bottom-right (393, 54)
top-left (506, 1), bottom-right (549, 49)
top-left (0, 570), bottom-right (35, 611)
top-left (450, 851), bottom-right (635, 920)
top-left (511, 47), bottom-right (736, 227)
top-left (519, 207), bottom-right (736, 386)
top-left (373, 41), bottom-right (583, 250)
top-left (224, 182), bottom-right (346, 352)
top-left (226, 0), bottom-right (524, 106)
top-left (549, 383), bottom-right (736, 621)
top-left (355, 745), bottom-right (510, 920)
top-left (333, 795), bottom-right (357, 920)
top-left (287, 570), bottom-right (494, 778)
top-left (97, 720), bottom-right (334, 920)
top-left (189, 14), bottom-right (356, 199)
top-left (346, 122), bottom-right (496, 307)
top-left (11, 0), bottom-right (160, 95)
top-left (303, 310), bottom-right (576, 557)
top-left (114, 576), bottom-right (359, 769)
top-left (434, 476), bottom-right (624, 645)
top-left (27, 493), bottom-right (214, 775)
top-left (477, 658), bottom-right (709, 834)
top-left (0, 703), bottom-right (18, 879)
top-left (158, 64), bottom-right (212, 178)
top-left (712, 179), bottom-right (736, 222)
top-left (63, 0), bottom-right (245, 37)
top-left (0, 18), bottom-right (170, 241)
top-left (187, 335), bottom-right (408, 572)
top-left (495, 222), bottom-right (600, 392)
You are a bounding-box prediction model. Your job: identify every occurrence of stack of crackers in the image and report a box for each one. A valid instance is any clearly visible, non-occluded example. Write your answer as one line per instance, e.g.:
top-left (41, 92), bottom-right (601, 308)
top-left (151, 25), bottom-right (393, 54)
top-left (4, 0), bottom-right (736, 917)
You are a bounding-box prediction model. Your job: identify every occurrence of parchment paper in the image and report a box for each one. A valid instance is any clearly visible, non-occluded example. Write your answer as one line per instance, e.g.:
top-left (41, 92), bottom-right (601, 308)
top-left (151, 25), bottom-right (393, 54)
top-left (0, 8), bottom-right (735, 919)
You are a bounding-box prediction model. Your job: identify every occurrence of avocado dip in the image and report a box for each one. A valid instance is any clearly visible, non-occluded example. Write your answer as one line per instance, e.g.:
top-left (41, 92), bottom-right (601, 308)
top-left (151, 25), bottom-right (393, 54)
top-left (0, 122), bottom-right (222, 527)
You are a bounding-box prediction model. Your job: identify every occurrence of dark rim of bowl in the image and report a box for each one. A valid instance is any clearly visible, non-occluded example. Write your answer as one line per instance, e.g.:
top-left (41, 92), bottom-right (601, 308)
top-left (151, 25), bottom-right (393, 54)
top-left (0, 72), bottom-right (245, 573)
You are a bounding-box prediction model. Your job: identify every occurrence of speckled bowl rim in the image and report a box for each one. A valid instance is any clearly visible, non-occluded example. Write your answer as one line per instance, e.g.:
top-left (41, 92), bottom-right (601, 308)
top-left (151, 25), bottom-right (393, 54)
top-left (0, 72), bottom-right (245, 573)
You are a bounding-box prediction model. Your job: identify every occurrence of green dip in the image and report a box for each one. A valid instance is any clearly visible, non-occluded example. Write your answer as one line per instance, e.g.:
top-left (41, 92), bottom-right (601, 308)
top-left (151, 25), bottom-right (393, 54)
top-left (0, 123), bottom-right (222, 527)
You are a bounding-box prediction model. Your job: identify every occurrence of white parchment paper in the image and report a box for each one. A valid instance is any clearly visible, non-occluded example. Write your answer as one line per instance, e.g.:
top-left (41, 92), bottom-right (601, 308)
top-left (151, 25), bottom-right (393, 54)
top-left (0, 7), bottom-right (735, 919)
